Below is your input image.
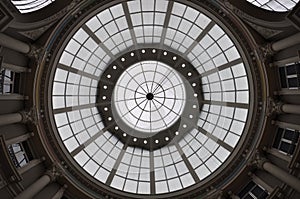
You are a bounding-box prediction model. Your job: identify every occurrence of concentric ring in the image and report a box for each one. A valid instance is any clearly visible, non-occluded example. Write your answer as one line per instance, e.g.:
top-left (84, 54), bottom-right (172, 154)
top-left (114, 61), bottom-right (186, 133)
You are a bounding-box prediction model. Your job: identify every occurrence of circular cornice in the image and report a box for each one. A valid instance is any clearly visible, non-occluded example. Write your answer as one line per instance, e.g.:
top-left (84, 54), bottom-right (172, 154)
top-left (96, 48), bottom-right (202, 151)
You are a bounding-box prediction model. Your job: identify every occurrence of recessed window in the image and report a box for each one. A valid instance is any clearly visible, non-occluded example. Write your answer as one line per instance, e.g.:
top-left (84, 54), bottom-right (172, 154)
top-left (273, 127), bottom-right (299, 155)
top-left (279, 63), bottom-right (300, 89)
top-left (0, 69), bottom-right (21, 94)
top-left (238, 181), bottom-right (269, 199)
top-left (8, 142), bottom-right (33, 168)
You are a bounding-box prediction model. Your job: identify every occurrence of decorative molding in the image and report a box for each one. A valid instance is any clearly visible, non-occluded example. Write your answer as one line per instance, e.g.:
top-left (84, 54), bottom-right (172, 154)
top-left (287, 2), bottom-right (300, 30)
top-left (223, 0), bottom-right (287, 39)
top-left (246, 21), bottom-right (283, 39)
top-left (251, 151), bottom-right (269, 169)
top-left (27, 45), bottom-right (44, 61)
top-left (19, 23), bottom-right (55, 40)
top-left (45, 164), bottom-right (63, 182)
top-left (266, 97), bottom-right (284, 116)
top-left (20, 107), bottom-right (39, 125)
top-left (0, 2), bottom-right (13, 31)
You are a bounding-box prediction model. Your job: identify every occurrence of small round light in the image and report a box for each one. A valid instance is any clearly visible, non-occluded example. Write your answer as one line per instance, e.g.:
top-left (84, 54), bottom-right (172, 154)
top-left (189, 115), bottom-right (193, 119)
top-left (163, 51), bottom-right (168, 56)
top-left (107, 74), bottom-right (111, 79)
top-left (152, 49), bottom-right (156, 53)
top-left (108, 117), bottom-right (112, 121)
top-left (165, 137), bottom-right (169, 141)
top-left (104, 107), bottom-right (108, 111)
top-left (183, 124), bottom-right (187, 128)
top-left (121, 57), bottom-right (125, 62)
top-left (194, 93), bottom-right (198, 97)
top-left (144, 140), bottom-right (148, 144)
top-left (182, 63), bottom-right (186, 68)
top-left (115, 126), bottom-right (119, 130)
top-left (133, 138), bottom-right (137, 142)
top-left (173, 56), bottom-right (177, 60)
top-left (103, 85), bottom-right (108, 89)
top-left (123, 133), bottom-right (127, 137)
top-left (130, 52), bottom-right (135, 56)
top-left (155, 139), bottom-right (159, 144)
top-left (188, 72), bottom-right (192, 76)
top-left (175, 131), bottom-right (179, 135)
top-left (113, 65), bottom-right (117, 70)
top-left (193, 105), bottom-right (197, 109)
top-left (102, 96), bottom-right (106, 100)
top-left (192, 83), bottom-right (196, 87)
top-left (141, 49), bottom-right (146, 53)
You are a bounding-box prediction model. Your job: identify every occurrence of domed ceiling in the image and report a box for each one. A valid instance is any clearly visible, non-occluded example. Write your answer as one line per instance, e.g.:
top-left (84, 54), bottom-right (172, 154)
top-left (39, 0), bottom-right (262, 198)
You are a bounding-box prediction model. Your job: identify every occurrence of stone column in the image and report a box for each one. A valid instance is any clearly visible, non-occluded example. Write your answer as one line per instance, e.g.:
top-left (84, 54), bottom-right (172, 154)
top-left (17, 158), bottom-right (44, 175)
top-left (0, 33), bottom-right (31, 54)
top-left (255, 156), bottom-right (300, 193)
top-left (0, 112), bottom-right (23, 126)
top-left (14, 174), bottom-right (51, 199)
top-left (51, 184), bottom-right (67, 199)
top-left (2, 62), bottom-right (30, 73)
top-left (272, 32), bottom-right (300, 52)
top-left (5, 132), bottom-right (33, 146)
top-left (269, 99), bottom-right (300, 115)
top-left (280, 104), bottom-right (300, 115)
top-left (14, 166), bottom-right (60, 199)
top-left (0, 110), bottom-right (33, 126)
top-left (0, 94), bottom-right (28, 101)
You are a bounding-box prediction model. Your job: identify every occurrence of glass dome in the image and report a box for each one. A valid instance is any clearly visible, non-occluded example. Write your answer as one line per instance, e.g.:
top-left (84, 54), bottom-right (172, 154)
top-left (51, 0), bottom-right (251, 196)
top-left (113, 60), bottom-right (186, 134)
top-left (11, 0), bottom-right (55, 14)
top-left (246, 0), bottom-right (299, 12)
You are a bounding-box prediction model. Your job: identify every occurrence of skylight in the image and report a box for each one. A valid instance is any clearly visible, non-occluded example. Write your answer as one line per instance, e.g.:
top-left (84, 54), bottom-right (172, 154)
top-left (113, 61), bottom-right (186, 133)
top-left (51, 0), bottom-right (251, 195)
top-left (11, 0), bottom-right (55, 14)
top-left (246, 0), bottom-right (299, 12)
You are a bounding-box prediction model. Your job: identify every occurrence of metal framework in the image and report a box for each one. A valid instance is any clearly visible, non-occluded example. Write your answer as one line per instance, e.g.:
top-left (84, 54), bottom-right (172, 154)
top-left (35, 0), bottom-right (266, 198)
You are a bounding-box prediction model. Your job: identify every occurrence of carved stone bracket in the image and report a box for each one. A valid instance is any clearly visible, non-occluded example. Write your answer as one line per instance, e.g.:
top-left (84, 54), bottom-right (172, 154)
top-left (27, 45), bottom-right (44, 61)
top-left (255, 43), bottom-right (275, 65)
top-left (251, 151), bottom-right (269, 169)
top-left (20, 107), bottom-right (39, 125)
top-left (266, 97), bottom-right (284, 116)
top-left (45, 164), bottom-right (63, 182)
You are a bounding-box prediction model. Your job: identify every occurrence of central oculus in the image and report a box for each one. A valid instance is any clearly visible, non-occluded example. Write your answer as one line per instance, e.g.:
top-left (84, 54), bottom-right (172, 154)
top-left (113, 61), bottom-right (187, 134)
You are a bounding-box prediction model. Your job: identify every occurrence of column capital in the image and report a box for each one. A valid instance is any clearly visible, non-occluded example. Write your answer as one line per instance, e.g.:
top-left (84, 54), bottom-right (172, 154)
top-left (20, 107), bottom-right (39, 125)
top-left (45, 164), bottom-right (63, 182)
top-left (227, 191), bottom-right (239, 199)
top-left (266, 97), bottom-right (284, 116)
top-left (263, 43), bottom-right (276, 56)
top-left (27, 45), bottom-right (44, 60)
top-left (253, 44), bottom-right (275, 65)
top-left (252, 152), bottom-right (269, 169)
top-left (19, 111), bottom-right (30, 123)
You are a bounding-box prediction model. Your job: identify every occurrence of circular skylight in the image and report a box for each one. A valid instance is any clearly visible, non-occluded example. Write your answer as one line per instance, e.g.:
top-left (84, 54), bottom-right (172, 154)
top-left (246, 0), bottom-right (299, 12)
top-left (113, 61), bottom-right (186, 133)
top-left (51, 0), bottom-right (251, 196)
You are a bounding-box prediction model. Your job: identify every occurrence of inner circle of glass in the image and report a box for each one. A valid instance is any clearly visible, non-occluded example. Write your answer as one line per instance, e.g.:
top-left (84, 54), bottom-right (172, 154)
top-left (113, 61), bottom-right (186, 134)
top-left (51, 0), bottom-right (251, 196)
